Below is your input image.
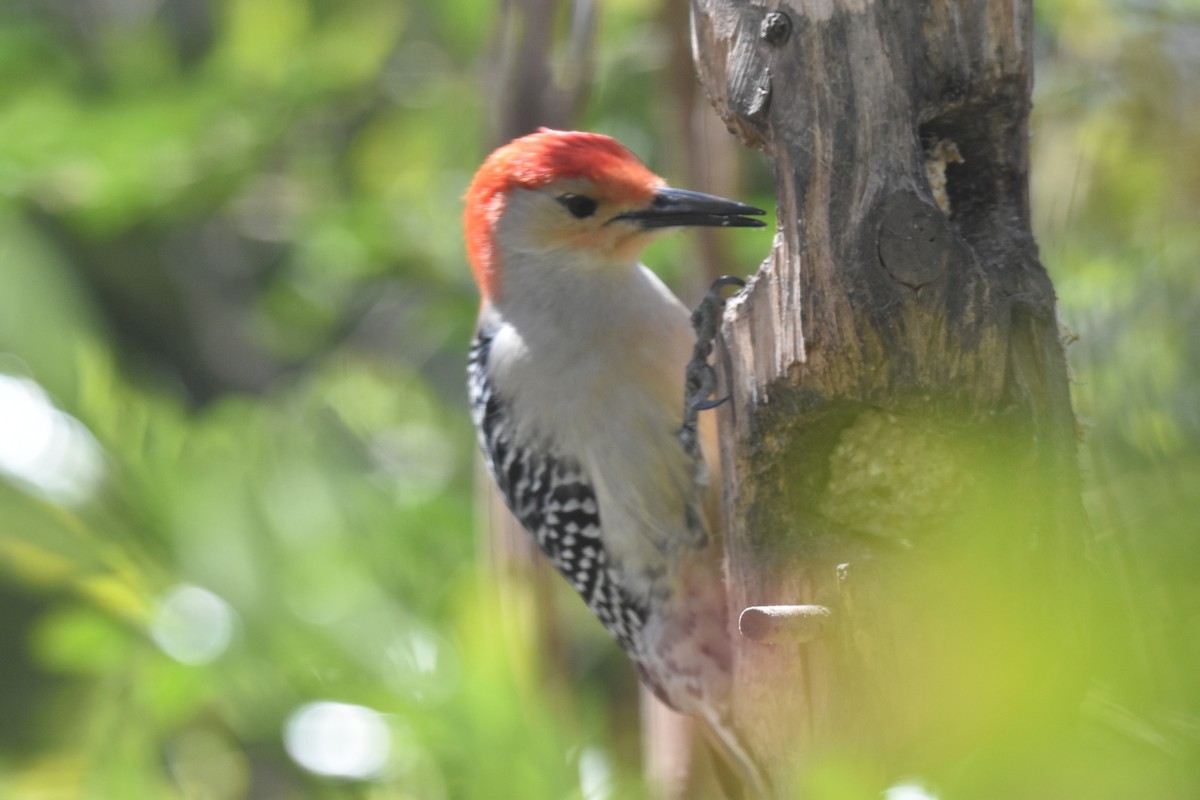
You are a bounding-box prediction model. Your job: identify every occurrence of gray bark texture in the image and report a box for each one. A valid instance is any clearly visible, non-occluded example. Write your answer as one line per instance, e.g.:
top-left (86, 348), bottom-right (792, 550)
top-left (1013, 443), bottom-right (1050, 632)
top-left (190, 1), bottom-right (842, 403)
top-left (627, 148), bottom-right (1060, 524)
top-left (690, 0), bottom-right (1091, 793)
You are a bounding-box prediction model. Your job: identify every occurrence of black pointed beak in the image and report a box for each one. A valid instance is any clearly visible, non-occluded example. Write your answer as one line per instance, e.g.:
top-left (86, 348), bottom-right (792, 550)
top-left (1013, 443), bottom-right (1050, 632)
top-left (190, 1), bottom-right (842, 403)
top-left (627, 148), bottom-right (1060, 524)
top-left (611, 187), bottom-right (766, 229)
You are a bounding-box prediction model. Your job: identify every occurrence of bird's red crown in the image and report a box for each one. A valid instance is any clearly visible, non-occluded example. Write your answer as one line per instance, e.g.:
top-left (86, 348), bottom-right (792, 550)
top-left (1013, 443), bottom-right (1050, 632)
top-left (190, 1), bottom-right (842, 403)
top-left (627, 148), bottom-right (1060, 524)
top-left (463, 129), bottom-right (663, 300)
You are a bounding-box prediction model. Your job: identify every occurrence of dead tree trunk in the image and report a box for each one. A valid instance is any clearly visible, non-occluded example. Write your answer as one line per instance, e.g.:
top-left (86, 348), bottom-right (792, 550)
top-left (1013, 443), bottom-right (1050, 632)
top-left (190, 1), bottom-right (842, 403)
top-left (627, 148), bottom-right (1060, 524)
top-left (691, 0), bottom-right (1090, 794)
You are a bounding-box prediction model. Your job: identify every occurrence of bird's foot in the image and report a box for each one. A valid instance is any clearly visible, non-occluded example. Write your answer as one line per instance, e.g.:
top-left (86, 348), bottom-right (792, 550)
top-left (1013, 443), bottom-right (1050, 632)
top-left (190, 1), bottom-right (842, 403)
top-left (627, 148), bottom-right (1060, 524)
top-left (678, 275), bottom-right (746, 458)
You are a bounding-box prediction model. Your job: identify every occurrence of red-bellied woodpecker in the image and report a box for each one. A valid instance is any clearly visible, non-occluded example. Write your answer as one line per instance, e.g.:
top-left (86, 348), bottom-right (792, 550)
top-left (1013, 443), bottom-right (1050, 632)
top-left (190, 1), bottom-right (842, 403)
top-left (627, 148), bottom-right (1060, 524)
top-left (465, 129), bottom-right (766, 795)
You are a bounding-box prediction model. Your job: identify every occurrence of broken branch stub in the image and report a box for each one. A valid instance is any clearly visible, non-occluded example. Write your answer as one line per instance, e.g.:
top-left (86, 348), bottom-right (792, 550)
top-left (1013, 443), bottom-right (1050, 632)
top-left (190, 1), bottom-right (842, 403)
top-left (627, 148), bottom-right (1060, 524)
top-left (739, 604), bottom-right (831, 645)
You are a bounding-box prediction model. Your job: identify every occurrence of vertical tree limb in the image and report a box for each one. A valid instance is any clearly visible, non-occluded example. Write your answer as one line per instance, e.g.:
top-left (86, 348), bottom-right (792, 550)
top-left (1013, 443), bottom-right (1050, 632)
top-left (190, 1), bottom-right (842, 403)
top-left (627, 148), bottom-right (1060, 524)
top-left (690, 1), bottom-right (1090, 793)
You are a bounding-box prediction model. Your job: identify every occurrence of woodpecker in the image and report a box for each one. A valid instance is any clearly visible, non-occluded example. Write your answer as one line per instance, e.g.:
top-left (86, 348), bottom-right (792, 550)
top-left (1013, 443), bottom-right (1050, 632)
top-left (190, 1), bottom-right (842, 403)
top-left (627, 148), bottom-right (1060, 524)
top-left (465, 129), bottom-right (766, 793)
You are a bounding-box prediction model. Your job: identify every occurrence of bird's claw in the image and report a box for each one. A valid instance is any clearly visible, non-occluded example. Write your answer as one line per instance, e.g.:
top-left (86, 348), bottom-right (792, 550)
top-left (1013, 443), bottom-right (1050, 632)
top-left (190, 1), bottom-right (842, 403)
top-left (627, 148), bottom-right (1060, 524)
top-left (687, 363), bottom-right (713, 408)
top-left (686, 361), bottom-right (730, 411)
top-left (709, 274), bottom-right (747, 294)
top-left (689, 275), bottom-right (746, 341)
top-left (692, 393), bottom-right (731, 411)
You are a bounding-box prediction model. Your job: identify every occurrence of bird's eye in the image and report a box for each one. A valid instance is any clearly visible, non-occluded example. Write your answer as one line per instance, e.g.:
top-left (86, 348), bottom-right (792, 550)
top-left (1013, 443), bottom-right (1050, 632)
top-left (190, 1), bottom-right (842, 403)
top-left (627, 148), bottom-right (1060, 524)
top-left (557, 193), bottom-right (598, 219)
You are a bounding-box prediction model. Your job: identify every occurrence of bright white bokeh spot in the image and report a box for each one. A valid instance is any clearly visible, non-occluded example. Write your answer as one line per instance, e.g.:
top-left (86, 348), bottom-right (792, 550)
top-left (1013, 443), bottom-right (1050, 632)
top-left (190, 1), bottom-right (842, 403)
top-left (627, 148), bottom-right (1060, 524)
top-left (0, 374), bottom-right (104, 504)
top-left (284, 702), bottom-right (391, 779)
top-left (885, 782), bottom-right (940, 800)
top-left (397, 631), bottom-right (439, 676)
top-left (579, 747), bottom-right (613, 800)
top-left (385, 629), bottom-right (457, 704)
top-left (151, 584), bottom-right (235, 665)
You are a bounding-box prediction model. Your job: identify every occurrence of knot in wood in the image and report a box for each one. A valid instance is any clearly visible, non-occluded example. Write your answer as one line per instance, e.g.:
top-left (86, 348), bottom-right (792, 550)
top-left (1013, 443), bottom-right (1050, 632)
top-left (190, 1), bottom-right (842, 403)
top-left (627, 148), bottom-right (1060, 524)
top-left (760, 11), bottom-right (792, 46)
top-left (876, 191), bottom-right (957, 290)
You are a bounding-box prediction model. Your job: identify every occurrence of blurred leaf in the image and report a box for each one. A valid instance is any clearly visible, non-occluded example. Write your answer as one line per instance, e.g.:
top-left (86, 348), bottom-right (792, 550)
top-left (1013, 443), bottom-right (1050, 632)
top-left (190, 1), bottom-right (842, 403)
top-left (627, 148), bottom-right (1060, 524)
top-left (30, 605), bottom-right (135, 676)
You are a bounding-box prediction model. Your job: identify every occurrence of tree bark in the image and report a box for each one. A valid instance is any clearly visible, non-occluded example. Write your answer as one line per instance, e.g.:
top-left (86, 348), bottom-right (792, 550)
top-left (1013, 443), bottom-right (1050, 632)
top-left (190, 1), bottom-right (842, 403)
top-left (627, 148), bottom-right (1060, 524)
top-left (691, 0), bottom-right (1090, 794)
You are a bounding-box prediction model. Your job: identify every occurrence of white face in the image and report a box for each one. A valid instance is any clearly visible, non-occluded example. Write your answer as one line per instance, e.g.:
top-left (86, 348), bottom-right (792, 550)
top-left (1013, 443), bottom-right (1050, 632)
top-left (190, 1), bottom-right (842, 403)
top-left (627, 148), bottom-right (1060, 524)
top-left (496, 178), bottom-right (667, 267)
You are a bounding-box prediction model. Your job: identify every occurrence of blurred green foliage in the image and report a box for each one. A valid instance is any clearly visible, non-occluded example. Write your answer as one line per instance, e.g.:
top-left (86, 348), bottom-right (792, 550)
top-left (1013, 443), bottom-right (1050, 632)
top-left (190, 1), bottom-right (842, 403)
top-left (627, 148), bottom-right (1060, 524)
top-left (1031, 0), bottom-right (1200, 752)
top-left (0, 0), bottom-right (1195, 798)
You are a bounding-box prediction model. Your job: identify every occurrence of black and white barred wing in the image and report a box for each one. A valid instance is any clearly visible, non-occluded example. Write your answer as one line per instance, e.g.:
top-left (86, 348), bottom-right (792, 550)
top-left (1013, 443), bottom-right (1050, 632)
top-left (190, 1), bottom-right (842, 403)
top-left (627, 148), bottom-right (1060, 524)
top-left (468, 327), bottom-right (646, 651)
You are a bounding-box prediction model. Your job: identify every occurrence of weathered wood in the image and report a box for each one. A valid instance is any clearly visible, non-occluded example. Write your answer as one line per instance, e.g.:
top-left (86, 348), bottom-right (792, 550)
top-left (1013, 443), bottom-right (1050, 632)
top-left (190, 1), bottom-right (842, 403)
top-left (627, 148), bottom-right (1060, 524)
top-left (691, 0), bottom-right (1089, 793)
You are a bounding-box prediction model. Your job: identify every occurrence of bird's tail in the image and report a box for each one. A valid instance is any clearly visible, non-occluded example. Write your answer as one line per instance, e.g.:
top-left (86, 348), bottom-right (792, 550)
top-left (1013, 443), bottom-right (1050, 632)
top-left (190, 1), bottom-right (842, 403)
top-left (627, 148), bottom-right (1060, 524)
top-left (697, 707), bottom-right (771, 800)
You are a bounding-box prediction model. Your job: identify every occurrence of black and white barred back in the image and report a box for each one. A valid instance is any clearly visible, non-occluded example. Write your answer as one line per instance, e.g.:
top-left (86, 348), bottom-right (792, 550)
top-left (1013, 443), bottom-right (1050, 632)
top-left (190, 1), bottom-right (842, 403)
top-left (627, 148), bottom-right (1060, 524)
top-left (467, 324), bottom-right (648, 653)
